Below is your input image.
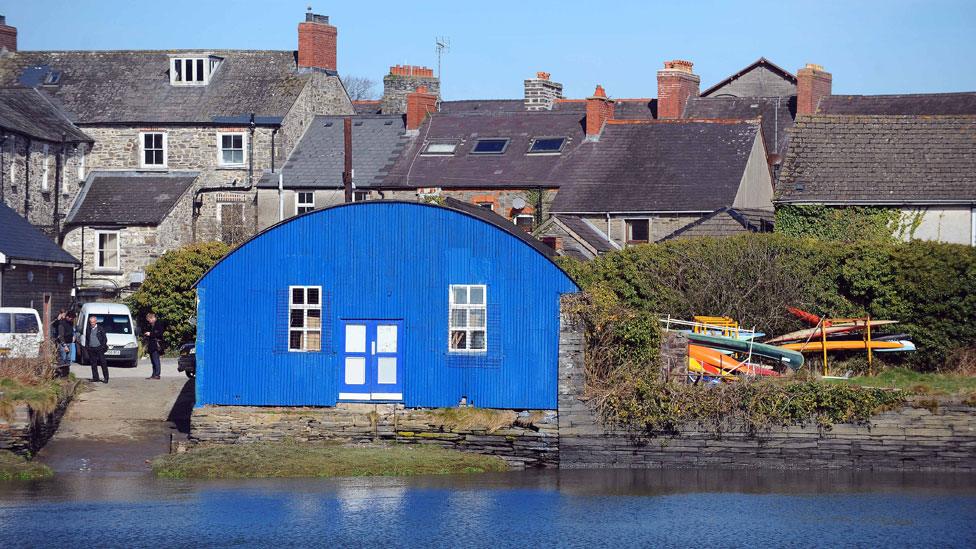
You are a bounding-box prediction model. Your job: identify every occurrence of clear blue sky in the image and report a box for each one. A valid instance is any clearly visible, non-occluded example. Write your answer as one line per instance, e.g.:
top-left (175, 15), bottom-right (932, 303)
top-left (3, 0), bottom-right (975, 100)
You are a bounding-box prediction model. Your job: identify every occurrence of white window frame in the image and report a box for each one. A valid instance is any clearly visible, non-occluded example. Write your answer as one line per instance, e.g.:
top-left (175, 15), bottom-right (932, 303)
top-left (971, 208), bottom-right (976, 247)
top-left (449, 284), bottom-right (487, 353)
top-left (41, 143), bottom-right (50, 191)
top-left (514, 214), bottom-right (535, 232)
top-left (421, 140), bottom-right (459, 156)
top-left (625, 218), bottom-right (651, 245)
top-left (296, 191), bottom-right (315, 215)
top-left (169, 57), bottom-right (218, 86)
top-left (139, 132), bottom-right (168, 169)
top-left (217, 132), bottom-right (246, 167)
top-left (77, 143), bottom-right (86, 181)
top-left (7, 137), bottom-right (15, 185)
top-left (353, 191), bottom-right (370, 202)
top-left (288, 285), bottom-right (322, 353)
top-left (95, 230), bottom-right (121, 271)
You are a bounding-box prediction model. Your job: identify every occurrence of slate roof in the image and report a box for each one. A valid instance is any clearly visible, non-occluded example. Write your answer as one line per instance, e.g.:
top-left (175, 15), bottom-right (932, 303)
top-left (257, 115), bottom-right (407, 189)
top-left (0, 203), bottom-right (78, 265)
top-left (552, 215), bottom-right (615, 253)
top-left (442, 197), bottom-right (555, 259)
top-left (440, 100), bottom-right (526, 113)
top-left (550, 119), bottom-right (762, 213)
top-left (700, 57), bottom-right (797, 98)
top-left (683, 96), bottom-right (795, 155)
top-left (817, 92), bottom-right (976, 115)
top-left (0, 50), bottom-right (334, 124)
top-left (382, 111), bottom-right (587, 189)
top-left (0, 87), bottom-right (92, 142)
top-left (352, 100), bottom-right (383, 115)
top-left (66, 171), bottom-right (199, 226)
top-left (659, 207), bottom-right (774, 241)
top-left (553, 99), bottom-right (657, 120)
top-left (777, 115), bottom-right (976, 204)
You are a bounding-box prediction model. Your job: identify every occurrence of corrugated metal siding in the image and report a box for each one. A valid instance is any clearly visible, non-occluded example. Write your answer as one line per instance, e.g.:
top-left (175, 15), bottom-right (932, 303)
top-left (196, 202), bottom-right (579, 409)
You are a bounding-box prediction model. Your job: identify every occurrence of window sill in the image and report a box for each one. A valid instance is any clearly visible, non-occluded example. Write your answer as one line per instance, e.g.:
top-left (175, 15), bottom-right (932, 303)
top-left (138, 167), bottom-right (169, 172)
top-left (91, 269), bottom-right (123, 275)
top-left (216, 165), bottom-right (247, 170)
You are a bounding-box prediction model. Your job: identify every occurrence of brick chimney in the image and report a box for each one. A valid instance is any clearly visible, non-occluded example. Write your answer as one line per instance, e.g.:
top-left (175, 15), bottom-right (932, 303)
top-left (524, 71), bottom-right (564, 111)
top-left (657, 60), bottom-right (700, 119)
top-left (0, 16), bottom-right (16, 52)
top-left (381, 65), bottom-right (440, 114)
top-left (585, 85), bottom-right (615, 139)
top-left (796, 63), bottom-right (832, 115)
top-left (297, 11), bottom-right (337, 72)
top-left (406, 86), bottom-right (438, 132)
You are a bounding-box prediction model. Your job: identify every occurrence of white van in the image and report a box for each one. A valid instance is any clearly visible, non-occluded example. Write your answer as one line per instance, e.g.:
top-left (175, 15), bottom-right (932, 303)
top-left (76, 302), bottom-right (139, 368)
top-left (0, 307), bottom-right (44, 358)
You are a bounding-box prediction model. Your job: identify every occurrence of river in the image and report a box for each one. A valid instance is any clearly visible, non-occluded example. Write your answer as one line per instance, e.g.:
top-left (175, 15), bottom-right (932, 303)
top-left (1, 469), bottom-right (975, 548)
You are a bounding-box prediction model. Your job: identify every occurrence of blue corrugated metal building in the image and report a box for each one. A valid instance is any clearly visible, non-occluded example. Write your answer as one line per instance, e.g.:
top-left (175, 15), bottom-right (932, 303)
top-left (195, 200), bottom-right (579, 410)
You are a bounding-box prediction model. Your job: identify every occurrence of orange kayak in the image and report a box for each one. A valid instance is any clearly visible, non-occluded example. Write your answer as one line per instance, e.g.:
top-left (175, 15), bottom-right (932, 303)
top-left (780, 340), bottom-right (904, 352)
top-left (689, 345), bottom-right (780, 376)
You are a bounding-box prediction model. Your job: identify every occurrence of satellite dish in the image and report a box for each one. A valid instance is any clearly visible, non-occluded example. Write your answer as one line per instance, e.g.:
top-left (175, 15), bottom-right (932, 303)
top-left (512, 197), bottom-right (527, 209)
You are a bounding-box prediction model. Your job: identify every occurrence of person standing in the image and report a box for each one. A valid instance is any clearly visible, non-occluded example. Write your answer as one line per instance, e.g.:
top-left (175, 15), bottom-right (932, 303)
top-left (143, 312), bottom-right (165, 380)
top-left (54, 311), bottom-right (75, 378)
top-left (85, 315), bottom-right (109, 383)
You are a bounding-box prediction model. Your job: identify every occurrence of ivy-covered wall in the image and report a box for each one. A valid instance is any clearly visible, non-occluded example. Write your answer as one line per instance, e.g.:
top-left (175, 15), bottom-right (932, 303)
top-left (774, 205), bottom-right (925, 242)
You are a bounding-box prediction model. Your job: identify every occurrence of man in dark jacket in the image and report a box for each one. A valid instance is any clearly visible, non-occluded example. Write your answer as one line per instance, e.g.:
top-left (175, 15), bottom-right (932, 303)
top-left (54, 311), bottom-right (75, 378)
top-left (142, 312), bottom-right (165, 380)
top-left (85, 315), bottom-right (109, 383)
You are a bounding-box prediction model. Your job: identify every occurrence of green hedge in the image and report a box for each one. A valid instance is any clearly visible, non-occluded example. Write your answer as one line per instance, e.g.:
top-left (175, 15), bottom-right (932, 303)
top-left (560, 233), bottom-right (976, 371)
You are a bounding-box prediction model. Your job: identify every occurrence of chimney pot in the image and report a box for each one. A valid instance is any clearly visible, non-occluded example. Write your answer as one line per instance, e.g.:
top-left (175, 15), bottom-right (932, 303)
top-left (536, 71), bottom-right (550, 80)
top-left (657, 59), bottom-right (700, 119)
top-left (796, 63), bottom-right (832, 115)
top-left (524, 71), bottom-right (563, 111)
top-left (298, 12), bottom-right (337, 71)
top-left (585, 85), bottom-right (615, 138)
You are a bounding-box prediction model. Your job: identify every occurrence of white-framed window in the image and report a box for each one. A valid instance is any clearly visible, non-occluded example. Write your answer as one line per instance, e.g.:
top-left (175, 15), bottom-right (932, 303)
top-left (7, 137), bottom-right (15, 186)
top-left (96, 231), bottom-right (120, 270)
top-left (449, 284), bottom-right (487, 352)
top-left (421, 140), bottom-right (459, 156)
top-left (169, 56), bottom-right (222, 86)
top-left (514, 214), bottom-right (534, 233)
top-left (296, 191), bottom-right (315, 215)
top-left (41, 143), bottom-right (50, 191)
top-left (971, 208), bottom-right (975, 247)
top-left (140, 132), bottom-right (167, 168)
top-left (218, 132), bottom-right (245, 167)
top-left (625, 218), bottom-right (650, 244)
top-left (353, 191), bottom-right (370, 202)
top-left (76, 143), bottom-right (86, 181)
top-left (289, 286), bottom-right (322, 352)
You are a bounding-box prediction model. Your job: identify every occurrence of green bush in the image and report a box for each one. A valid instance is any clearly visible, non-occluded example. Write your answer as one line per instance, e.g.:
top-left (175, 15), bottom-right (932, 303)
top-left (560, 234), bottom-right (976, 372)
top-left (126, 242), bottom-right (230, 350)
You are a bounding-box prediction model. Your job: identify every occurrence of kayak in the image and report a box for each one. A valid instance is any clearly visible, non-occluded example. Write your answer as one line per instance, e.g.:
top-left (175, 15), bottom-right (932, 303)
top-left (687, 333), bottom-right (804, 370)
top-left (787, 306), bottom-right (821, 326)
top-left (765, 320), bottom-right (899, 344)
top-left (689, 345), bottom-right (780, 376)
top-left (780, 340), bottom-right (907, 352)
top-left (875, 340), bottom-right (916, 353)
top-left (688, 357), bottom-right (735, 380)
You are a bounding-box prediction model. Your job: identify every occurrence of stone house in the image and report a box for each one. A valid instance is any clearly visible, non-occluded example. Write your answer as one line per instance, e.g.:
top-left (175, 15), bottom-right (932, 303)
top-left (0, 12), bottom-right (354, 296)
top-left (776, 92), bottom-right (976, 245)
top-left (0, 87), bottom-right (93, 239)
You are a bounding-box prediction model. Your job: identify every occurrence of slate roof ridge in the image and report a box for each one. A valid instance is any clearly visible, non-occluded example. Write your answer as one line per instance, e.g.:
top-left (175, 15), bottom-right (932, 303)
top-left (823, 91), bottom-right (976, 100)
top-left (0, 203), bottom-right (79, 265)
top-left (796, 113), bottom-right (976, 121)
top-left (606, 117), bottom-right (760, 125)
top-left (0, 87), bottom-right (93, 142)
top-left (701, 57), bottom-right (797, 97)
top-left (66, 170), bottom-right (200, 226)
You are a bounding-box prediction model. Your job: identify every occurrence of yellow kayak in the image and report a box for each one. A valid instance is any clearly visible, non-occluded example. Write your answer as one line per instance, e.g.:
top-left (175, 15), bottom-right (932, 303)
top-left (781, 340), bottom-right (905, 353)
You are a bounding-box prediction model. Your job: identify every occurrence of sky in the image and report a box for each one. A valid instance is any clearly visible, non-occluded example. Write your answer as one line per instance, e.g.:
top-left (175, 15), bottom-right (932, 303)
top-left (2, 0), bottom-right (975, 100)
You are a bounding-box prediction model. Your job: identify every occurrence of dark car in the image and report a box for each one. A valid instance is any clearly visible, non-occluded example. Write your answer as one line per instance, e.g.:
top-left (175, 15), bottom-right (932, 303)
top-left (177, 343), bottom-right (195, 378)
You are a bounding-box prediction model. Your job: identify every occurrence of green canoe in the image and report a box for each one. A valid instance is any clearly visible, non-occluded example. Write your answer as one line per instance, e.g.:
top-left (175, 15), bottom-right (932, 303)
top-left (687, 333), bottom-right (805, 370)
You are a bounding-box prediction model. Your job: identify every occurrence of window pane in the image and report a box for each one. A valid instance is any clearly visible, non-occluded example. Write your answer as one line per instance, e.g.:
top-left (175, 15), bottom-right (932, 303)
top-left (628, 220), bottom-right (649, 242)
top-left (222, 150), bottom-right (235, 164)
top-left (14, 313), bottom-right (39, 334)
top-left (174, 59), bottom-right (182, 81)
top-left (231, 150), bottom-right (243, 164)
top-left (289, 330), bottom-right (303, 350)
top-left (232, 135), bottom-right (242, 148)
top-left (290, 309), bottom-right (304, 328)
top-left (469, 286), bottom-right (485, 305)
top-left (529, 137), bottom-right (565, 153)
top-left (306, 309), bottom-right (321, 329)
top-left (424, 142), bottom-right (457, 154)
top-left (516, 216), bottom-right (534, 232)
top-left (222, 135), bottom-right (233, 148)
top-left (306, 287), bottom-right (320, 305)
top-left (452, 286), bottom-right (467, 304)
top-left (376, 325), bottom-right (397, 353)
top-left (450, 330), bottom-right (467, 350)
top-left (306, 331), bottom-right (321, 352)
top-left (470, 330), bottom-right (486, 350)
top-left (345, 324), bottom-right (366, 353)
top-left (154, 134), bottom-right (163, 148)
top-left (450, 308), bottom-right (467, 328)
top-left (469, 308), bottom-right (485, 328)
top-left (472, 139), bottom-right (508, 154)
top-left (196, 59), bottom-right (204, 81)
top-left (0, 313), bottom-right (10, 333)
top-left (291, 287), bottom-right (304, 305)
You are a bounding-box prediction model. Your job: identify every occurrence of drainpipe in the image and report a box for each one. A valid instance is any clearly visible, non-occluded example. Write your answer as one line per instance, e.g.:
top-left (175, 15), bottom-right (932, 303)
top-left (248, 113), bottom-right (257, 233)
top-left (0, 133), bottom-right (6, 204)
top-left (192, 115), bottom-right (259, 238)
top-left (342, 117), bottom-right (353, 203)
top-left (606, 212), bottom-right (611, 241)
top-left (80, 225), bottom-right (85, 287)
top-left (277, 172), bottom-right (284, 222)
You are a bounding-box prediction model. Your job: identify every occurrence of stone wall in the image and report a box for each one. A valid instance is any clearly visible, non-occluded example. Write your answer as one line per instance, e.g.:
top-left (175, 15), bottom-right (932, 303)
top-left (0, 380), bottom-right (77, 457)
top-left (190, 404), bottom-right (559, 469)
top-left (557, 304), bottom-right (976, 471)
top-left (579, 214), bottom-right (704, 246)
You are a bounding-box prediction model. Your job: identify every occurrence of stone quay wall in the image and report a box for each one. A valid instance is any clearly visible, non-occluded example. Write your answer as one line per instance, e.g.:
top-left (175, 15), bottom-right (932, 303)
top-left (557, 307), bottom-right (976, 471)
top-left (190, 404), bottom-right (559, 469)
top-left (0, 380), bottom-right (77, 458)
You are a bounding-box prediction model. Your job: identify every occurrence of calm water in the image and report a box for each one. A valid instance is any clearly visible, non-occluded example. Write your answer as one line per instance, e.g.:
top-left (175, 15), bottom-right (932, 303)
top-left (1, 469), bottom-right (975, 548)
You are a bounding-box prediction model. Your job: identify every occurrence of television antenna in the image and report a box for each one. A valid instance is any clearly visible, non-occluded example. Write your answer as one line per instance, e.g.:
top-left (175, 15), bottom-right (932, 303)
top-left (435, 37), bottom-right (451, 79)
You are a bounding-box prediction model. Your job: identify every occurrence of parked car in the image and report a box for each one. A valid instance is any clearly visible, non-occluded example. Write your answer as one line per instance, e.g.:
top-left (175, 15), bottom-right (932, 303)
top-left (0, 307), bottom-right (43, 358)
top-left (177, 343), bottom-right (195, 379)
top-left (75, 302), bottom-right (139, 368)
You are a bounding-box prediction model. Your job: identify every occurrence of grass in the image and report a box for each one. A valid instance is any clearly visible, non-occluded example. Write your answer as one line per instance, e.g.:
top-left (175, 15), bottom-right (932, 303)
top-left (835, 367), bottom-right (976, 397)
top-left (151, 441), bottom-right (509, 479)
top-left (0, 450), bottom-right (53, 481)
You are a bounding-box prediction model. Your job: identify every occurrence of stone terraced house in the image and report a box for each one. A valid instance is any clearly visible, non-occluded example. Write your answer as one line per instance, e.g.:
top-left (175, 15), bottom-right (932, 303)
top-left (0, 12), bottom-right (353, 298)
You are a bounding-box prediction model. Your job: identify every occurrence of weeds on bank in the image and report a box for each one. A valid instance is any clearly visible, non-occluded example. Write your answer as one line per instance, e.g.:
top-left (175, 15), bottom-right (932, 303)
top-left (152, 441), bottom-right (508, 479)
top-left (0, 349), bottom-right (68, 420)
top-left (0, 450), bottom-right (53, 481)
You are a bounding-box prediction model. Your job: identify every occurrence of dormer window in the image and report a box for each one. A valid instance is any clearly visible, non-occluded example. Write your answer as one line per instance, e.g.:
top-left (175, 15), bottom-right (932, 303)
top-left (170, 55), bottom-right (222, 86)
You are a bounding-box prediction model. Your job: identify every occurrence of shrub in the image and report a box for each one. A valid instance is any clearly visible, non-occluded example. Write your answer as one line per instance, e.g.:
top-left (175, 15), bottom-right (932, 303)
top-left (126, 241), bottom-right (230, 349)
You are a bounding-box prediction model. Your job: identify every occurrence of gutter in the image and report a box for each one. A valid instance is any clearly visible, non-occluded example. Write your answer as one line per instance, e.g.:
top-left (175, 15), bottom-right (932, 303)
top-left (775, 200), bottom-right (976, 206)
top-left (192, 114), bottom-right (258, 230)
top-left (553, 210), bottom-right (715, 215)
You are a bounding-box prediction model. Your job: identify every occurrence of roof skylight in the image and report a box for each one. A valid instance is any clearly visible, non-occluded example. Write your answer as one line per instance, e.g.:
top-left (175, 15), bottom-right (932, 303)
top-left (422, 140), bottom-right (459, 155)
top-left (471, 138), bottom-right (509, 155)
top-left (528, 137), bottom-right (566, 154)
